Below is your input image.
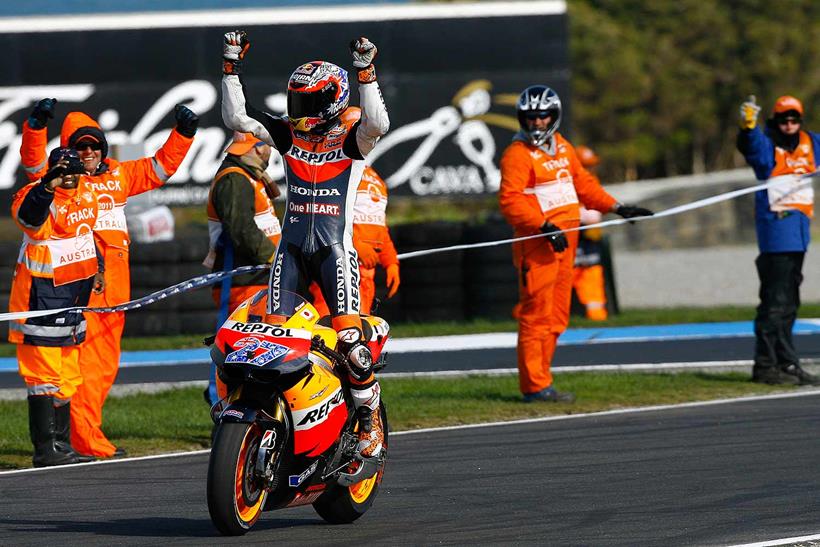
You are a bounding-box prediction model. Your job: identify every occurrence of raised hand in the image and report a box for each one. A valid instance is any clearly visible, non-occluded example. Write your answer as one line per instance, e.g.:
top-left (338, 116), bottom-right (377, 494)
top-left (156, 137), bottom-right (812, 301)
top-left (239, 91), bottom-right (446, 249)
top-left (223, 30), bottom-right (250, 75)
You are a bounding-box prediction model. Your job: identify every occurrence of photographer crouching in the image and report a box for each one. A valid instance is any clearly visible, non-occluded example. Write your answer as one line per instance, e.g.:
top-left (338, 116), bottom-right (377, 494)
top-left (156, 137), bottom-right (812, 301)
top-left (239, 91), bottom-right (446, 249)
top-left (9, 147), bottom-right (105, 467)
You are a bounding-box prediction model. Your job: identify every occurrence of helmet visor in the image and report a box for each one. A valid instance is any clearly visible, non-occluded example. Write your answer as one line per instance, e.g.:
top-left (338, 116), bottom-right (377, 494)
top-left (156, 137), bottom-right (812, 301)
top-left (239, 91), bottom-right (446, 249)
top-left (287, 84), bottom-right (338, 120)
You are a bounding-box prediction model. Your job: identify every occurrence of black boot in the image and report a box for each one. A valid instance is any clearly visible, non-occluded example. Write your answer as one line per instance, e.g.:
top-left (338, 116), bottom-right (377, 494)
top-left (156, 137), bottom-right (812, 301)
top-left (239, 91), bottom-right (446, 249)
top-left (28, 395), bottom-right (78, 468)
top-left (781, 364), bottom-right (820, 386)
top-left (752, 365), bottom-right (799, 385)
top-left (54, 402), bottom-right (95, 463)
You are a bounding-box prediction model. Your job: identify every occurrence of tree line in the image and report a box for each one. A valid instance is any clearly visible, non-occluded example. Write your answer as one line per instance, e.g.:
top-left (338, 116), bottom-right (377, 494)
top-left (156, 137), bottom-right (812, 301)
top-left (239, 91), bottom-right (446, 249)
top-left (569, 0), bottom-right (820, 181)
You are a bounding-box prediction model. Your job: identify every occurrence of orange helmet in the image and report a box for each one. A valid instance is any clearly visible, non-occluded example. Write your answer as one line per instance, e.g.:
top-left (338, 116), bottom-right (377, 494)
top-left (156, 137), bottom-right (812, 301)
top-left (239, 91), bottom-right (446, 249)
top-left (576, 145), bottom-right (600, 168)
top-left (773, 95), bottom-right (803, 117)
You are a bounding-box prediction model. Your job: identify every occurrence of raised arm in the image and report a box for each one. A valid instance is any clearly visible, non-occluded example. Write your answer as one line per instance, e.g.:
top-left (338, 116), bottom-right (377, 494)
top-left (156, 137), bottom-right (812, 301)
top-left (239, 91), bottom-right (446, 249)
top-left (349, 37), bottom-right (390, 157)
top-left (221, 31), bottom-right (292, 154)
top-left (20, 98), bottom-right (58, 182)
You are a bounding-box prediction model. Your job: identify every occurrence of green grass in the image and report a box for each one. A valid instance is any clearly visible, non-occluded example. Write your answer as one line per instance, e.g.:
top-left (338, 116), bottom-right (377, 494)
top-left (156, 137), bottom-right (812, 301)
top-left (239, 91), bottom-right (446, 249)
top-left (0, 371), bottom-right (799, 469)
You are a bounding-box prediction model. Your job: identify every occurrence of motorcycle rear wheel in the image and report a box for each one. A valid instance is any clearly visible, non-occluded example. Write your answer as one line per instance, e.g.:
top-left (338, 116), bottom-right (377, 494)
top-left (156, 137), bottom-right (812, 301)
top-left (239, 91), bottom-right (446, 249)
top-left (313, 403), bottom-right (388, 524)
top-left (207, 422), bottom-right (268, 535)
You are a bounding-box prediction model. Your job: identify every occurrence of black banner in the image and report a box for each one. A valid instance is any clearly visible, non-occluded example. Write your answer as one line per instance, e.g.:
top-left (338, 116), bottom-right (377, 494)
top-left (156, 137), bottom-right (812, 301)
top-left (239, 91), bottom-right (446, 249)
top-left (0, 5), bottom-right (568, 208)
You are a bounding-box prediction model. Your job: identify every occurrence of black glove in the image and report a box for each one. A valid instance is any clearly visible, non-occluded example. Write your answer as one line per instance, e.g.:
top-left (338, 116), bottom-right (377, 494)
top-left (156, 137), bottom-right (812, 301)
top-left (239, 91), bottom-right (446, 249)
top-left (41, 162), bottom-right (65, 187)
top-left (28, 98), bottom-right (57, 130)
top-left (174, 104), bottom-right (199, 137)
top-left (615, 204), bottom-right (654, 219)
top-left (540, 221), bottom-right (568, 252)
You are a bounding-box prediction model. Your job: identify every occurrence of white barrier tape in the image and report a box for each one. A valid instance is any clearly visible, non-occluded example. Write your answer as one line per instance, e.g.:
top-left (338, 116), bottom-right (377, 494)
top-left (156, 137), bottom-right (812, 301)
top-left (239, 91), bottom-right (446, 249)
top-left (2, 171), bottom-right (815, 323)
top-left (0, 264), bottom-right (269, 323)
top-left (396, 171), bottom-right (818, 260)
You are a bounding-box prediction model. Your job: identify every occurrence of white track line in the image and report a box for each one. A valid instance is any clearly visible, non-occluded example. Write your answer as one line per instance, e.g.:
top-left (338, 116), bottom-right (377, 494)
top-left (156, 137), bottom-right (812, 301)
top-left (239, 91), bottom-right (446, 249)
top-left (3, 388), bottom-right (820, 476)
top-left (380, 360), bottom-right (755, 378)
top-left (0, 449), bottom-right (210, 476)
top-left (727, 533), bottom-right (820, 546)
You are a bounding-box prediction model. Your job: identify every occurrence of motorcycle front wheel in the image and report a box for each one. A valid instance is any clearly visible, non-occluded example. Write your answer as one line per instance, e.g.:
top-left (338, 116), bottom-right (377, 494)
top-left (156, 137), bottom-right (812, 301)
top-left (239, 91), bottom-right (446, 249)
top-left (313, 403), bottom-right (388, 524)
top-left (207, 422), bottom-right (268, 535)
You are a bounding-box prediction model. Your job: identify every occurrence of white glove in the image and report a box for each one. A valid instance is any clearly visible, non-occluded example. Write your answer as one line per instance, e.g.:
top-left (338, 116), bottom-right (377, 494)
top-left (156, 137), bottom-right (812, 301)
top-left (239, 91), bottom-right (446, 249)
top-left (350, 37), bottom-right (378, 68)
top-left (223, 31), bottom-right (250, 75)
top-left (739, 94), bottom-right (761, 130)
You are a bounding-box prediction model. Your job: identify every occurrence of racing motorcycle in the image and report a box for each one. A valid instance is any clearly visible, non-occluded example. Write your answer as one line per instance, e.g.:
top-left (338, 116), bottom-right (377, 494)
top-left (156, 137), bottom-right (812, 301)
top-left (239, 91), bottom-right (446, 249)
top-left (205, 289), bottom-right (389, 535)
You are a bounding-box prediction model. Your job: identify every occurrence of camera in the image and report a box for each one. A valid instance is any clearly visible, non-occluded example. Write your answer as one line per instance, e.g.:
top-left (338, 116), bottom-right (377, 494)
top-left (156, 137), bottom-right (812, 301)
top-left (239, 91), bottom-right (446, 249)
top-left (47, 147), bottom-right (85, 176)
top-left (64, 152), bottom-right (85, 175)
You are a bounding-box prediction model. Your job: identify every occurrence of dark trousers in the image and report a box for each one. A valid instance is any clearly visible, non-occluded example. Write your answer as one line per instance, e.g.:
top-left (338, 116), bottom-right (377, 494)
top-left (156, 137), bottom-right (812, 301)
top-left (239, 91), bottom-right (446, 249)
top-left (754, 252), bottom-right (805, 369)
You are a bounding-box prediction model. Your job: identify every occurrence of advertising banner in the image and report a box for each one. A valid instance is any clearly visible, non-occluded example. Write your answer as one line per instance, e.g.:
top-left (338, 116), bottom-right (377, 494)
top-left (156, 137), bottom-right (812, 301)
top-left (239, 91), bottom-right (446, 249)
top-left (0, 2), bottom-right (568, 209)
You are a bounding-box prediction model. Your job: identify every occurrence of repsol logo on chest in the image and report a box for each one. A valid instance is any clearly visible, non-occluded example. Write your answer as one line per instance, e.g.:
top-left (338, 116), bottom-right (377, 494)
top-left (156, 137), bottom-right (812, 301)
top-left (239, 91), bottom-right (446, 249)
top-left (288, 146), bottom-right (348, 165)
top-left (227, 321), bottom-right (292, 337)
top-left (289, 185), bottom-right (341, 197)
top-left (296, 388), bottom-right (345, 427)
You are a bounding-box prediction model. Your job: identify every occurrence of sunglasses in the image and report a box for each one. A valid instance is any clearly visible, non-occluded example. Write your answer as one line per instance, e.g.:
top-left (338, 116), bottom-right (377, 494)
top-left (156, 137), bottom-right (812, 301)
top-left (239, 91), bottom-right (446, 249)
top-left (778, 117), bottom-right (801, 126)
top-left (75, 141), bottom-right (102, 151)
top-left (525, 111), bottom-right (552, 120)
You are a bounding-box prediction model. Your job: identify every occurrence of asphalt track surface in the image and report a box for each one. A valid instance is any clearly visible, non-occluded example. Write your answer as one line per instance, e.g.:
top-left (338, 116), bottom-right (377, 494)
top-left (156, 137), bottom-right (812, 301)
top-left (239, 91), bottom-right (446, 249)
top-left (1, 332), bottom-right (817, 389)
top-left (2, 391), bottom-right (820, 546)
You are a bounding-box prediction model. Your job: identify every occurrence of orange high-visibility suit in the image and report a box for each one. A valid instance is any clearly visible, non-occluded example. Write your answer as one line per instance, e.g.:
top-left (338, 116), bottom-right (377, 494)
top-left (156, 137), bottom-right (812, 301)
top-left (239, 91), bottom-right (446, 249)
top-left (499, 133), bottom-right (617, 395)
top-left (310, 166), bottom-right (399, 316)
top-left (573, 207), bottom-right (608, 321)
top-left (10, 178), bottom-right (101, 401)
top-left (21, 113), bottom-right (193, 456)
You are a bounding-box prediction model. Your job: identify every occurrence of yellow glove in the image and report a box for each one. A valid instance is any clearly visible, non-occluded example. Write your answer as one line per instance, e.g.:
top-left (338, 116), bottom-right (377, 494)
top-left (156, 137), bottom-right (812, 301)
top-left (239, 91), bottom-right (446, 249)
top-left (385, 263), bottom-right (400, 298)
top-left (739, 94), bottom-right (761, 130)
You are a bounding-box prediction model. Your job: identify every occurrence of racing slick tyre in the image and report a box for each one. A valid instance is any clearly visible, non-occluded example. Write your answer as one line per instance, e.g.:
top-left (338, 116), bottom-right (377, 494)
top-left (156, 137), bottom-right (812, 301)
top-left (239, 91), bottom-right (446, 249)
top-left (207, 422), bottom-right (268, 535)
top-left (313, 403), bottom-right (389, 524)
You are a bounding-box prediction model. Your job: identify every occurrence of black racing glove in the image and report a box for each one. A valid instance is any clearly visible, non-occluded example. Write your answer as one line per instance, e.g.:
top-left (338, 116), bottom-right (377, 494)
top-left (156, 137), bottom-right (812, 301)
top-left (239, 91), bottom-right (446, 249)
top-left (28, 98), bottom-right (57, 130)
top-left (540, 221), bottom-right (568, 252)
top-left (174, 104), bottom-right (199, 137)
top-left (615, 204), bottom-right (654, 219)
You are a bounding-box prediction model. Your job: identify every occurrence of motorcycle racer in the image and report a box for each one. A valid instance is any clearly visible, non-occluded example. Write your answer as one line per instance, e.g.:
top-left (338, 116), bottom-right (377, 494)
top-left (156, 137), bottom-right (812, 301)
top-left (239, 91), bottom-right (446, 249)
top-left (220, 31), bottom-right (390, 457)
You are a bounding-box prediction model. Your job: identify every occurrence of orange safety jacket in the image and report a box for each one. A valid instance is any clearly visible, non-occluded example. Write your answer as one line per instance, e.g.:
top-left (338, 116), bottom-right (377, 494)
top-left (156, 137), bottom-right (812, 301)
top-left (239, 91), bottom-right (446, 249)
top-left (498, 132), bottom-right (617, 265)
top-left (20, 113), bottom-right (194, 303)
top-left (205, 164), bottom-right (282, 271)
top-left (9, 180), bottom-right (101, 346)
top-left (352, 166), bottom-right (398, 269)
top-left (767, 130), bottom-right (816, 218)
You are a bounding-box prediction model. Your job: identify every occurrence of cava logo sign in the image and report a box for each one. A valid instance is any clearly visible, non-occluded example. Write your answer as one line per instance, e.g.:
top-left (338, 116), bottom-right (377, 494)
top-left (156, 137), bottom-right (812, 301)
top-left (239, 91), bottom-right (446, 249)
top-left (367, 79), bottom-right (520, 197)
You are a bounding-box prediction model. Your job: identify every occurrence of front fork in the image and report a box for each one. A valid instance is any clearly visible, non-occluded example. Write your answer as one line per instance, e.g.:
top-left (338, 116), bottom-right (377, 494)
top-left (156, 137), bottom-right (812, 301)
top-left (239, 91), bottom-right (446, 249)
top-left (254, 396), bottom-right (289, 487)
top-left (212, 387), bottom-right (290, 489)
